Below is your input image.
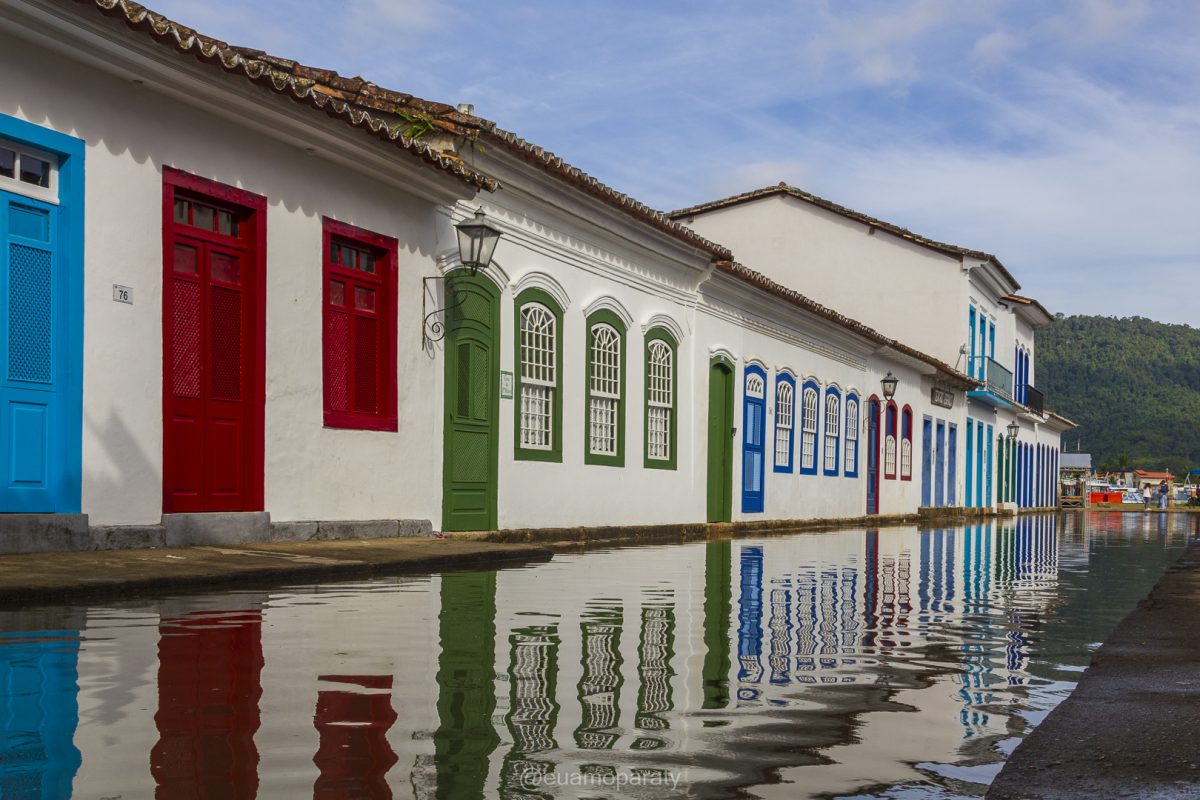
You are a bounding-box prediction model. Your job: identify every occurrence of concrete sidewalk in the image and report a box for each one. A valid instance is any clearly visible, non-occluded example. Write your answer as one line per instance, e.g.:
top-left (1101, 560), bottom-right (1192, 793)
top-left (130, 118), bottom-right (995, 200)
top-left (987, 541), bottom-right (1200, 800)
top-left (0, 537), bottom-right (553, 605)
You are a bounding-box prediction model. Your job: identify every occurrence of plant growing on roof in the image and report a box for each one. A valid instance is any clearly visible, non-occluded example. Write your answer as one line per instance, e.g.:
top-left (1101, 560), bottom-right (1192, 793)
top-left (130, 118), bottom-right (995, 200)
top-left (394, 110), bottom-right (437, 140)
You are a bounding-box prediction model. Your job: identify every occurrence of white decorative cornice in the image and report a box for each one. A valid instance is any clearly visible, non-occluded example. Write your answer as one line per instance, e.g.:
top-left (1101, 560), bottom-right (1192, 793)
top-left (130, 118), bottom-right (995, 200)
top-left (511, 270), bottom-right (571, 310)
top-left (642, 313), bottom-right (685, 343)
top-left (709, 347), bottom-right (737, 366)
top-left (436, 249), bottom-right (510, 291)
top-left (582, 295), bottom-right (634, 329)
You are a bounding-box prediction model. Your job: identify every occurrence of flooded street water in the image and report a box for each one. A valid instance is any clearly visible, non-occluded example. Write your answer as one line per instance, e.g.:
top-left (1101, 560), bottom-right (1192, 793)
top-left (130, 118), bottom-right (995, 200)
top-left (0, 512), bottom-right (1193, 799)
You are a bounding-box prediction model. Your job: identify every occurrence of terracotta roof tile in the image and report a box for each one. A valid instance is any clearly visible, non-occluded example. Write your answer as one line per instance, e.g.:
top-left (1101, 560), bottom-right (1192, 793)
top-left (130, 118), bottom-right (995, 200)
top-left (78, 0), bottom-right (499, 192)
top-left (715, 260), bottom-right (977, 388)
top-left (76, 0), bottom-right (731, 259)
top-left (670, 182), bottom-right (1022, 291)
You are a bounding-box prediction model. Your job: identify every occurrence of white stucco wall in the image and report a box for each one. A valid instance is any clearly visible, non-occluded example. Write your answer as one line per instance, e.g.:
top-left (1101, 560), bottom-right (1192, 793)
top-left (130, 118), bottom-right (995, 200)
top-left (677, 195), bottom-right (966, 367)
top-left (1, 30), bottom-right (461, 525)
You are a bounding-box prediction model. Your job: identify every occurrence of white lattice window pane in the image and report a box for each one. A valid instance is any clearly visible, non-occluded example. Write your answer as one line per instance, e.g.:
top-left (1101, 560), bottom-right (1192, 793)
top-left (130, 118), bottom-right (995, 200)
top-left (801, 387), bottom-right (818, 469)
top-left (590, 396), bottom-right (618, 455)
top-left (775, 382), bottom-right (793, 467)
top-left (647, 341), bottom-right (673, 460)
top-left (590, 325), bottom-right (620, 397)
top-left (824, 395), bottom-right (840, 472)
top-left (588, 324), bottom-right (621, 457)
top-left (648, 342), bottom-right (673, 405)
top-left (648, 406), bottom-right (671, 460)
top-left (774, 426), bottom-right (790, 467)
top-left (520, 303), bottom-right (556, 449)
top-left (845, 401), bottom-right (859, 472)
top-left (885, 436), bottom-right (897, 474)
top-left (520, 304), bottom-right (556, 386)
top-left (901, 439), bottom-right (912, 478)
top-left (520, 384), bottom-right (553, 449)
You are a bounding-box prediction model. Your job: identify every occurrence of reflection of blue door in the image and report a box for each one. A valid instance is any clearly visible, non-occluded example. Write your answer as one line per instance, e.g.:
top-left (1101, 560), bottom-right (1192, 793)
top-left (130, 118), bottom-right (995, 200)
top-left (866, 399), bottom-right (880, 514)
top-left (921, 417), bottom-right (932, 507)
top-left (736, 545), bottom-right (763, 686)
top-left (0, 117), bottom-right (84, 514)
top-left (0, 630), bottom-right (82, 795)
top-left (741, 367), bottom-right (765, 513)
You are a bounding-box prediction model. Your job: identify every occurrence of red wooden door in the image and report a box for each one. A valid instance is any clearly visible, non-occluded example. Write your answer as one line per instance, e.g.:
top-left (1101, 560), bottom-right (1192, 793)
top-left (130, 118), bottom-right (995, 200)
top-left (163, 171), bottom-right (264, 512)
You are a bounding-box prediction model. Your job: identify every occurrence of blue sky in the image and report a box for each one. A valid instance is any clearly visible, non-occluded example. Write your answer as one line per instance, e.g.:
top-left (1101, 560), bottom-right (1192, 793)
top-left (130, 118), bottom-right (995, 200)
top-left (155, 0), bottom-right (1199, 325)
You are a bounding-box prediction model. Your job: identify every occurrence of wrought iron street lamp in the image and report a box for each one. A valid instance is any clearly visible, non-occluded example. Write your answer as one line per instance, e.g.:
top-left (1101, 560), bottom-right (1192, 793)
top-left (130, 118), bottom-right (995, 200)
top-left (423, 210), bottom-right (503, 347)
top-left (880, 372), bottom-right (898, 399)
top-left (454, 209), bottom-right (501, 276)
top-left (1007, 420), bottom-right (1020, 440)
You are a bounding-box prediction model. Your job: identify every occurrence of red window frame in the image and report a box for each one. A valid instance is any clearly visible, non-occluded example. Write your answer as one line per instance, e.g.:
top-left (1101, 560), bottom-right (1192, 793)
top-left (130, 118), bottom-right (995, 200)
top-left (884, 400), bottom-right (898, 480)
top-left (900, 405), bottom-right (914, 481)
top-left (322, 217), bottom-right (398, 431)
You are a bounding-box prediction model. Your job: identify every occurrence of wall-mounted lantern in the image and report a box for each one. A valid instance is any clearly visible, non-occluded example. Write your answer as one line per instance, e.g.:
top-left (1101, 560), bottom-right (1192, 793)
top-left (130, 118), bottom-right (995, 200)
top-left (880, 372), bottom-right (898, 399)
top-left (423, 209), bottom-right (503, 348)
top-left (454, 209), bottom-right (501, 276)
top-left (1007, 420), bottom-right (1021, 440)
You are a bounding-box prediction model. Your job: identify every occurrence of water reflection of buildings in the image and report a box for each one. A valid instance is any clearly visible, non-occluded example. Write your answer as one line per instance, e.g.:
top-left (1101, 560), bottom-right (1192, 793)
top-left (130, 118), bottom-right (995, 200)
top-left (4, 515), bottom-right (1191, 799)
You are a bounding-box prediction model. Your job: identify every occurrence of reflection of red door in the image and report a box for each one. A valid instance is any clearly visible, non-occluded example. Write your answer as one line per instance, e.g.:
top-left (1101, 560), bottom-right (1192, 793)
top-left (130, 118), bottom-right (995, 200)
top-left (162, 169), bottom-right (265, 512)
top-left (313, 675), bottom-right (398, 799)
top-left (151, 609), bottom-right (264, 799)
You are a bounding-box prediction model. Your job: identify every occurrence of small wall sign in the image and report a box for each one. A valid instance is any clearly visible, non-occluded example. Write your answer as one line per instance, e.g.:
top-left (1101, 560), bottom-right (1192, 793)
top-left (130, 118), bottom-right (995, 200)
top-left (931, 386), bottom-right (955, 409)
top-left (112, 284), bottom-right (133, 304)
top-left (500, 370), bottom-right (514, 399)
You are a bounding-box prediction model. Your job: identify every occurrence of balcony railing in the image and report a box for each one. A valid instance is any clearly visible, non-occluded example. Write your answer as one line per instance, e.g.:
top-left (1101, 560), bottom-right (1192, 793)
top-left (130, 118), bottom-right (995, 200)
top-left (971, 356), bottom-right (1013, 401)
top-left (1025, 385), bottom-right (1045, 416)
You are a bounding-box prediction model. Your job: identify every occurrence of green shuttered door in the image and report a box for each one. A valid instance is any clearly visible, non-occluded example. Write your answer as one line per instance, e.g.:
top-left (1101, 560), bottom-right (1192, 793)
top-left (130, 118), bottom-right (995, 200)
top-left (442, 273), bottom-right (499, 531)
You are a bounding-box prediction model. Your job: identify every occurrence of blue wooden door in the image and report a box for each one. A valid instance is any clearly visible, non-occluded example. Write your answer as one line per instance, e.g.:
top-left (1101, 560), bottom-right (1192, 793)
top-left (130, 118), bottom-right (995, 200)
top-left (1, 192), bottom-right (69, 512)
top-left (935, 421), bottom-right (946, 507)
top-left (741, 367), bottom-right (765, 513)
top-left (920, 417), bottom-right (932, 507)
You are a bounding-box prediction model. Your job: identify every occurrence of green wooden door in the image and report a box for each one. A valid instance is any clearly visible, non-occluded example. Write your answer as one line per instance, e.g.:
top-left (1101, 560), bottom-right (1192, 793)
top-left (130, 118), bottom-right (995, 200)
top-left (707, 359), bottom-right (734, 522)
top-left (442, 273), bottom-right (499, 531)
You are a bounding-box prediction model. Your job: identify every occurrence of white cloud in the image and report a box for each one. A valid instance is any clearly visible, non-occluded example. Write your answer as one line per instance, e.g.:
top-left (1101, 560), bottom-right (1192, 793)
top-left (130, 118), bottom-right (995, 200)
top-left (970, 29), bottom-right (1021, 65)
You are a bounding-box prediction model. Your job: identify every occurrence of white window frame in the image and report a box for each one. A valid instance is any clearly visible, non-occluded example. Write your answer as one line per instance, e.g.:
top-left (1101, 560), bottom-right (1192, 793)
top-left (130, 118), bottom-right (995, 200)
top-left (823, 393), bottom-right (840, 473)
top-left (519, 302), bottom-right (556, 450)
top-left (647, 340), bottom-right (673, 461)
top-left (588, 323), bottom-right (621, 456)
top-left (775, 380), bottom-right (793, 468)
top-left (0, 138), bottom-right (58, 205)
top-left (844, 398), bottom-right (859, 474)
top-left (801, 386), bottom-right (818, 471)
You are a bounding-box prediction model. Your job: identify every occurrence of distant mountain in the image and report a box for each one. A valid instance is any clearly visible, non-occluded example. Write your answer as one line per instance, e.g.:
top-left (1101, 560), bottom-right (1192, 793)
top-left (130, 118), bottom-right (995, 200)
top-left (1037, 315), bottom-right (1200, 475)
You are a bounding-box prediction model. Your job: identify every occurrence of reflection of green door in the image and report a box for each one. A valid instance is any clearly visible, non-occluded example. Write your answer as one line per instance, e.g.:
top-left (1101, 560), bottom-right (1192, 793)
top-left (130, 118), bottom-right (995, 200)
top-left (706, 359), bottom-right (734, 523)
top-left (434, 571), bottom-right (498, 798)
top-left (442, 273), bottom-right (499, 532)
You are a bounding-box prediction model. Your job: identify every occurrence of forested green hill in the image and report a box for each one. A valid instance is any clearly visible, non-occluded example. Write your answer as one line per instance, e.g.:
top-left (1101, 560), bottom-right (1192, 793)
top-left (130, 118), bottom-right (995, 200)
top-left (1037, 315), bottom-right (1200, 474)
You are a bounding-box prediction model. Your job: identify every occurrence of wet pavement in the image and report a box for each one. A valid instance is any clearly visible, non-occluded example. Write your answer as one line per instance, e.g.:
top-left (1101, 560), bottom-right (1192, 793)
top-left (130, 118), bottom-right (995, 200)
top-left (988, 528), bottom-right (1200, 800)
top-left (0, 537), bottom-right (552, 604)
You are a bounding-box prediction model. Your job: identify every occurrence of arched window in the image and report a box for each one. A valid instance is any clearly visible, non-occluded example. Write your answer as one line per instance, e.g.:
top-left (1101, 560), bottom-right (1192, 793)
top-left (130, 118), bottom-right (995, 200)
top-left (900, 405), bottom-right (913, 480)
top-left (515, 289), bottom-right (562, 461)
top-left (823, 388), bottom-right (841, 475)
top-left (799, 381), bottom-right (820, 475)
top-left (774, 376), bottom-right (795, 471)
top-left (844, 394), bottom-right (859, 477)
top-left (884, 401), bottom-right (898, 479)
top-left (645, 329), bottom-right (677, 469)
top-left (586, 310), bottom-right (625, 466)
top-left (743, 366), bottom-right (766, 512)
